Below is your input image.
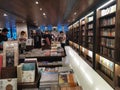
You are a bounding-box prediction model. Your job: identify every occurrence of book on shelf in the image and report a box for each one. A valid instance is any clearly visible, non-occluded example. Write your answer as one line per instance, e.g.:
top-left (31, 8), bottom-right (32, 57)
top-left (88, 16), bottom-right (93, 22)
top-left (88, 24), bottom-right (93, 29)
top-left (101, 38), bottom-right (115, 48)
top-left (100, 17), bottom-right (115, 26)
top-left (0, 78), bottom-right (17, 90)
top-left (101, 28), bottom-right (115, 37)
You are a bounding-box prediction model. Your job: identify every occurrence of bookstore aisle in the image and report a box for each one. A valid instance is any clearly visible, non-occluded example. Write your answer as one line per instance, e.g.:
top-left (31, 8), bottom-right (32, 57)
top-left (65, 46), bottom-right (114, 90)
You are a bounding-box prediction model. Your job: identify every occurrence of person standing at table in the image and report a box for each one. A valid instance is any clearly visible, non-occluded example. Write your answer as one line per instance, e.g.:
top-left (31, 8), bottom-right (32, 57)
top-left (58, 31), bottom-right (66, 48)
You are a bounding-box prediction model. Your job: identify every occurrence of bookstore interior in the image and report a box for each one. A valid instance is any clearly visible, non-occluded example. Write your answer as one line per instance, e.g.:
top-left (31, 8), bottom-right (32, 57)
top-left (0, 0), bottom-right (120, 90)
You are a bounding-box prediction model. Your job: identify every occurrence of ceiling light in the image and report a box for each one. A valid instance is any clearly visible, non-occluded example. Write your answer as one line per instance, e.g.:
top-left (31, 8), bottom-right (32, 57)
top-left (74, 12), bottom-right (77, 15)
top-left (35, 1), bottom-right (39, 4)
top-left (40, 8), bottom-right (42, 11)
top-left (3, 13), bottom-right (7, 16)
top-left (43, 13), bottom-right (46, 16)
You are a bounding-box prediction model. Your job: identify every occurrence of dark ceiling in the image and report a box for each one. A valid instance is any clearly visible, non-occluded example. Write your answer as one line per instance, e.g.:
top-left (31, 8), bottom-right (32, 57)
top-left (0, 0), bottom-right (109, 27)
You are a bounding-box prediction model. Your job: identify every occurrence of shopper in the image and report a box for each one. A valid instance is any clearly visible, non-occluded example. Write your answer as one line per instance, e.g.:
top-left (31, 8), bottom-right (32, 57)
top-left (58, 31), bottom-right (66, 48)
top-left (43, 30), bottom-right (52, 46)
top-left (0, 28), bottom-right (9, 50)
top-left (33, 31), bottom-right (41, 48)
top-left (19, 31), bottom-right (27, 42)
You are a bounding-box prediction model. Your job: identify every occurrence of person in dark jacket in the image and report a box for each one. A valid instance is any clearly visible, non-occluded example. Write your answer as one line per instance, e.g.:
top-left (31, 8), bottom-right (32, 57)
top-left (0, 28), bottom-right (8, 50)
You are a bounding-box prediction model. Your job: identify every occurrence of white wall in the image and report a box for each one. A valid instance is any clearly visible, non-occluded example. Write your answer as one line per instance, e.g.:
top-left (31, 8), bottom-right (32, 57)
top-left (65, 46), bottom-right (114, 90)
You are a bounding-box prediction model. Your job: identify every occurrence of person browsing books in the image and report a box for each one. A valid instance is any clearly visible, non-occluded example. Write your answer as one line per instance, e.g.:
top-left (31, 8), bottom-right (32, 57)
top-left (58, 31), bottom-right (66, 48)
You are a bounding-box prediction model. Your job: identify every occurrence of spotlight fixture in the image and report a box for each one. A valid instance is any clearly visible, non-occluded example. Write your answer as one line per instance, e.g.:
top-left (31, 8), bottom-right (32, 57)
top-left (40, 8), bottom-right (42, 11)
top-left (35, 1), bottom-right (39, 4)
top-left (3, 13), bottom-right (7, 16)
top-left (43, 13), bottom-right (46, 16)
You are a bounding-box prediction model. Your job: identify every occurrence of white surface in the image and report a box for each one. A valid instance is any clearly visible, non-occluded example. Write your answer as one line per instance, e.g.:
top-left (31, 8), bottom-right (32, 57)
top-left (65, 46), bottom-right (114, 90)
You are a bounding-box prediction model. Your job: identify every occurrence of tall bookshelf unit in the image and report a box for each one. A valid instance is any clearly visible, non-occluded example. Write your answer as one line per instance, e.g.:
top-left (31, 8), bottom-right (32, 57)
top-left (79, 12), bottom-right (95, 67)
top-left (96, 0), bottom-right (116, 88)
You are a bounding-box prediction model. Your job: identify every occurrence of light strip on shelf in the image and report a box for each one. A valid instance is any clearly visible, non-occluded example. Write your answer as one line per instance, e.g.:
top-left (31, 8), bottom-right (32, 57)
top-left (88, 50), bottom-right (93, 58)
top-left (86, 11), bottom-right (94, 17)
top-left (97, 0), bottom-right (115, 10)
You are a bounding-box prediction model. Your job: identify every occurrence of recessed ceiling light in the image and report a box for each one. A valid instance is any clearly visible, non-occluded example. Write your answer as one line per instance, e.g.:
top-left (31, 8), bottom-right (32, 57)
top-left (35, 1), bottom-right (39, 4)
top-left (43, 13), bottom-right (46, 16)
top-left (74, 12), bottom-right (77, 15)
top-left (40, 8), bottom-right (42, 11)
top-left (3, 13), bottom-right (7, 16)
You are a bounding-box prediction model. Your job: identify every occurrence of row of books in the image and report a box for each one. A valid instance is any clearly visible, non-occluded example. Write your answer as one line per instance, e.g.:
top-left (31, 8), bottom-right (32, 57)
top-left (20, 48), bottom-right (64, 58)
top-left (99, 63), bottom-right (114, 80)
top-left (101, 4), bottom-right (116, 17)
top-left (87, 23), bottom-right (93, 29)
top-left (87, 16), bottom-right (93, 22)
top-left (100, 17), bottom-right (115, 26)
top-left (101, 38), bottom-right (115, 48)
top-left (100, 28), bottom-right (115, 37)
top-left (82, 37), bottom-right (86, 42)
top-left (100, 46), bottom-right (115, 59)
top-left (88, 44), bottom-right (93, 51)
top-left (88, 31), bottom-right (93, 36)
top-left (82, 31), bottom-right (86, 36)
top-left (88, 37), bottom-right (93, 43)
top-left (81, 26), bottom-right (86, 31)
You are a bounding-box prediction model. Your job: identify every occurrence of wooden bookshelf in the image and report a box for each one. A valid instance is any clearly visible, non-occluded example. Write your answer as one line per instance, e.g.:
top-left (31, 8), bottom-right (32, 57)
top-left (96, 1), bottom-right (116, 60)
top-left (95, 1), bottom-right (116, 87)
top-left (67, 0), bottom-right (120, 88)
